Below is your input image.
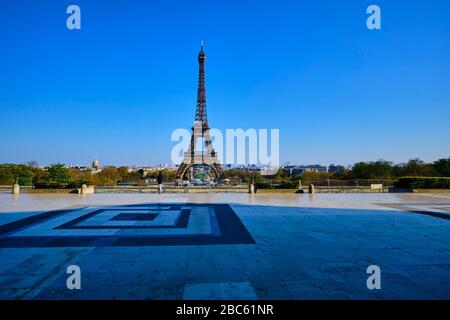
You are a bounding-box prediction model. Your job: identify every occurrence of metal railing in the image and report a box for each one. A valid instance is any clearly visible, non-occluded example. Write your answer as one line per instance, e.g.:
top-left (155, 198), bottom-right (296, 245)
top-left (299, 179), bottom-right (395, 187)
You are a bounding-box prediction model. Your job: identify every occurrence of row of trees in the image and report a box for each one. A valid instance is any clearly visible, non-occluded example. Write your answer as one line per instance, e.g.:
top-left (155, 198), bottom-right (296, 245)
top-left (72, 166), bottom-right (142, 186)
top-left (0, 164), bottom-right (71, 186)
top-left (0, 157), bottom-right (448, 187)
top-left (0, 164), bottom-right (146, 187)
top-left (337, 158), bottom-right (450, 180)
top-left (74, 167), bottom-right (177, 186)
top-left (231, 158), bottom-right (450, 186)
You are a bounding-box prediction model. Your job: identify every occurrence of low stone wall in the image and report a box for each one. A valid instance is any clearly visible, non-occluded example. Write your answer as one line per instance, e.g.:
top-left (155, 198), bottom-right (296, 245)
top-left (0, 186), bottom-right (79, 194)
top-left (2, 185), bottom-right (447, 194)
top-left (0, 185), bottom-right (33, 193)
top-left (94, 186), bottom-right (248, 193)
top-left (25, 188), bottom-right (80, 194)
top-left (310, 186), bottom-right (392, 193)
top-left (258, 186), bottom-right (393, 193)
top-left (257, 189), bottom-right (299, 194)
top-left (412, 189), bottom-right (450, 194)
top-left (1, 185), bottom-right (247, 194)
top-left (0, 186), bottom-right (11, 193)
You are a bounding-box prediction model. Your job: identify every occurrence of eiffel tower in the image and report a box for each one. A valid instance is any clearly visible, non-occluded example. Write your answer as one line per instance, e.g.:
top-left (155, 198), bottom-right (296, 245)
top-left (176, 42), bottom-right (224, 181)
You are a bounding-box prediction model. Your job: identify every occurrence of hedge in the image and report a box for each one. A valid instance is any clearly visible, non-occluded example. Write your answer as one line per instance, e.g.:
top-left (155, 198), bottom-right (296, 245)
top-left (395, 177), bottom-right (450, 189)
top-left (33, 180), bottom-right (88, 189)
top-left (33, 181), bottom-right (63, 189)
top-left (255, 181), bottom-right (298, 189)
top-left (255, 181), bottom-right (274, 189)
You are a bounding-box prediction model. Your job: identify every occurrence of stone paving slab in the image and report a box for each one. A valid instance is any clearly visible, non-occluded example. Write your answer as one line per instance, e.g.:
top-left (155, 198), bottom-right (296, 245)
top-left (183, 282), bottom-right (258, 300)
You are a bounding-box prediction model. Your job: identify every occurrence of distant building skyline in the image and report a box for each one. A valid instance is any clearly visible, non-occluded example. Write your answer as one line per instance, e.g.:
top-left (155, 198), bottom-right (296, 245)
top-left (4, 156), bottom-right (450, 171)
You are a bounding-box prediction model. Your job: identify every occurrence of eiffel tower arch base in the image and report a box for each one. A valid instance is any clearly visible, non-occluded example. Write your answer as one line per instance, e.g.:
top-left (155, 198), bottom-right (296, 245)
top-left (176, 162), bottom-right (223, 182)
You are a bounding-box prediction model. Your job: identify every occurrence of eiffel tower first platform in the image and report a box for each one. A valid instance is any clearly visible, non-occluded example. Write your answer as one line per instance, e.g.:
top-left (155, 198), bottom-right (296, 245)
top-left (176, 43), bottom-right (224, 181)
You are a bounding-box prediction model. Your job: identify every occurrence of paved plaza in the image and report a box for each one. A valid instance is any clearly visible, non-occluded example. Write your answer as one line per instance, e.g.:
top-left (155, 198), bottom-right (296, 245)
top-left (0, 193), bottom-right (449, 299)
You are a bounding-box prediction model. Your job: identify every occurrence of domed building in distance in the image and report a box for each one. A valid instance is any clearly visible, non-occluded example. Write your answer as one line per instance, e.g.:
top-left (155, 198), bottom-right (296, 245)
top-left (91, 158), bottom-right (101, 173)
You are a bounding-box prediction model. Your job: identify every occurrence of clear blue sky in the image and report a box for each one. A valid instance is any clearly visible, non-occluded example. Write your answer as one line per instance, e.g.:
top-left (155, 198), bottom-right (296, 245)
top-left (0, 0), bottom-right (449, 166)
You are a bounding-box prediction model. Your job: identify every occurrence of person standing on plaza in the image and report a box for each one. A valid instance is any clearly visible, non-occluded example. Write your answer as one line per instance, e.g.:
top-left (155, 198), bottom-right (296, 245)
top-left (157, 171), bottom-right (164, 194)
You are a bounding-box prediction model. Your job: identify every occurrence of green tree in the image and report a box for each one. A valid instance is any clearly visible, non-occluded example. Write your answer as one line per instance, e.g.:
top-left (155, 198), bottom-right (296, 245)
top-left (0, 165), bottom-right (15, 185)
top-left (432, 157), bottom-right (450, 177)
top-left (47, 164), bottom-right (71, 184)
top-left (351, 160), bottom-right (393, 179)
top-left (31, 166), bottom-right (47, 183)
top-left (0, 164), bottom-right (35, 185)
top-left (394, 158), bottom-right (434, 177)
top-left (13, 165), bottom-right (35, 185)
top-left (117, 166), bottom-right (130, 180)
top-left (300, 171), bottom-right (332, 183)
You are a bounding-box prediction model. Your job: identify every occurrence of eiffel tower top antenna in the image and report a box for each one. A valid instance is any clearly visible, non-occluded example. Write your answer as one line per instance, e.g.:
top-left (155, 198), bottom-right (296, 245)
top-left (195, 40), bottom-right (208, 128)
